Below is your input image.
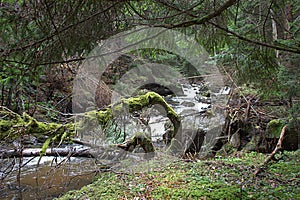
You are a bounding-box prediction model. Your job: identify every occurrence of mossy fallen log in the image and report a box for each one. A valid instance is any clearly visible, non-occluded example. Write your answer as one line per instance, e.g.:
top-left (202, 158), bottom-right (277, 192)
top-left (0, 133), bottom-right (155, 159)
top-left (0, 107), bottom-right (75, 141)
top-left (0, 92), bottom-right (181, 156)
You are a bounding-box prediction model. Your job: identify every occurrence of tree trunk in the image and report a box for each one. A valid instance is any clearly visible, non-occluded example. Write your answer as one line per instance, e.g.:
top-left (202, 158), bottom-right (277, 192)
top-left (0, 92), bottom-right (181, 155)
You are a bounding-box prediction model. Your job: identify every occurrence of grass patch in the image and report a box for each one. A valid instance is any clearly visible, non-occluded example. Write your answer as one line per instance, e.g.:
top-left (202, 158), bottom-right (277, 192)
top-left (57, 150), bottom-right (300, 200)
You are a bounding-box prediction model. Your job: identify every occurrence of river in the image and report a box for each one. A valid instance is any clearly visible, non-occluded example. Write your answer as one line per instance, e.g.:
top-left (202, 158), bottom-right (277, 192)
top-left (0, 81), bottom-right (229, 199)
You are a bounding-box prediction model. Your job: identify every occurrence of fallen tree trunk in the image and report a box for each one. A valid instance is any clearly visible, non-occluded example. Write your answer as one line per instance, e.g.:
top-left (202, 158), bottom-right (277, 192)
top-left (0, 132), bottom-right (156, 159)
top-left (0, 147), bottom-right (95, 159)
top-left (0, 92), bottom-right (181, 156)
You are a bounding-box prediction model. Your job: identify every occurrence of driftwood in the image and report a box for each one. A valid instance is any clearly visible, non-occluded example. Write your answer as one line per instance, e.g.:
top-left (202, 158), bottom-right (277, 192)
top-left (0, 147), bottom-right (96, 159)
top-left (0, 132), bottom-right (157, 160)
top-left (254, 125), bottom-right (288, 176)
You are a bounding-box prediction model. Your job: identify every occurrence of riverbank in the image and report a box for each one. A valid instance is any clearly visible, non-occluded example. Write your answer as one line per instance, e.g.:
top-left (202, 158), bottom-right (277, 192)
top-left (57, 150), bottom-right (300, 200)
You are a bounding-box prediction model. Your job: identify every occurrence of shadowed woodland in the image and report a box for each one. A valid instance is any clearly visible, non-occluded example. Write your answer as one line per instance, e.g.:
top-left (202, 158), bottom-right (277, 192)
top-left (0, 0), bottom-right (299, 199)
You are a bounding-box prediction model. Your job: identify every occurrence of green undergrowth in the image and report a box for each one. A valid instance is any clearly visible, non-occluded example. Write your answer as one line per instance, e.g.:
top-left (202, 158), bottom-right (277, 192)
top-left (57, 150), bottom-right (300, 200)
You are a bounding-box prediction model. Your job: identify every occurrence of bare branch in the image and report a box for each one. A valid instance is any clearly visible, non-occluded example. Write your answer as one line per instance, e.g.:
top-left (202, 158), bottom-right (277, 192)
top-left (254, 125), bottom-right (288, 176)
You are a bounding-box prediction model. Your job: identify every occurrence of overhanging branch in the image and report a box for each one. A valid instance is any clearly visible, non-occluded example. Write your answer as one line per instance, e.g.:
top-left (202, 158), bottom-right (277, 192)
top-left (151, 0), bottom-right (300, 55)
top-left (151, 0), bottom-right (237, 28)
top-left (209, 22), bottom-right (300, 54)
top-left (0, 1), bottom-right (122, 58)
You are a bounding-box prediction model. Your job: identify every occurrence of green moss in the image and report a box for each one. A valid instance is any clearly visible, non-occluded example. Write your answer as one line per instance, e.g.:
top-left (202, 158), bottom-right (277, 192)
top-left (97, 109), bottom-right (113, 125)
top-left (0, 110), bottom-right (74, 142)
top-left (1, 92), bottom-right (179, 149)
top-left (0, 110), bottom-right (27, 139)
top-left (266, 119), bottom-right (285, 138)
top-left (40, 137), bottom-right (51, 156)
top-left (217, 142), bottom-right (237, 155)
top-left (58, 173), bottom-right (129, 200)
top-left (269, 150), bottom-right (300, 179)
top-left (122, 92), bottom-right (175, 115)
top-left (75, 110), bottom-right (102, 134)
top-left (57, 151), bottom-right (300, 200)
top-left (0, 120), bottom-right (12, 136)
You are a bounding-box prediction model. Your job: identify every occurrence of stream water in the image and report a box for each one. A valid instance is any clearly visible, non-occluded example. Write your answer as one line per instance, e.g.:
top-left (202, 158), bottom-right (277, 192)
top-left (1, 156), bottom-right (97, 199)
top-left (0, 81), bottom-right (229, 199)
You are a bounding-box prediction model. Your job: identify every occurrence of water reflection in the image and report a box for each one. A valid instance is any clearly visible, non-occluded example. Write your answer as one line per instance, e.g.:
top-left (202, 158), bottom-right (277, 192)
top-left (1, 156), bottom-right (98, 200)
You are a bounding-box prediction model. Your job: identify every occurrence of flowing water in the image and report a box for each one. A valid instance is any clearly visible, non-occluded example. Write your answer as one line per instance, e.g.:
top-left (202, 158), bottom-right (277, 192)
top-left (0, 82), bottom-right (229, 199)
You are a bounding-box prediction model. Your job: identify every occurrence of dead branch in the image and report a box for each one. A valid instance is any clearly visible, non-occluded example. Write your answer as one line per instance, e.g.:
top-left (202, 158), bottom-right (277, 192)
top-left (0, 147), bottom-right (96, 159)
top-left (254, 125), bottom-right (288, 176)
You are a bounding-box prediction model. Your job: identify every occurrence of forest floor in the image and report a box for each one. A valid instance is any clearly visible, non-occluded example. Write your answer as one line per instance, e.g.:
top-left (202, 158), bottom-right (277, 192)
top-left (57, 150), bottom-right (300, 200)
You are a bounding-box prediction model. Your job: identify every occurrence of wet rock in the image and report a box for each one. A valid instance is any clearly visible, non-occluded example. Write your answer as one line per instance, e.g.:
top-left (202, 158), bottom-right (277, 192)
top-left (182, 83), bottom-right (191, 89)
top-left (184, 128), bottom-right (206, 154)
top-left (266, 118), bottom-right (299, 151)
top-left (140, 83), bottom-right (175, 96)
top-left (180, 109), bottom-right (199, 116)
top-left (181, 101), bottom-right (195, 107)
top-left (230, 132), bottom-right (240, 148)
top-left (195, 95), bottom-right (211, 104)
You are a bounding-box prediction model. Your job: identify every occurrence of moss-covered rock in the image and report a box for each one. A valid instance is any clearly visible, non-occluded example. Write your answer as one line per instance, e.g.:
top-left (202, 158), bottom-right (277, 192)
top-left (266, 119), bottom-right (286, 138)
top-left (266, 118), bottom-right (299, 151)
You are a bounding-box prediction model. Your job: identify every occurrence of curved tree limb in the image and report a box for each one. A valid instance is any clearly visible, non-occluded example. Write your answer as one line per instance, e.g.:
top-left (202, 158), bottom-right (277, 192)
top-left (0, 92), bottom-right (181, 156)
